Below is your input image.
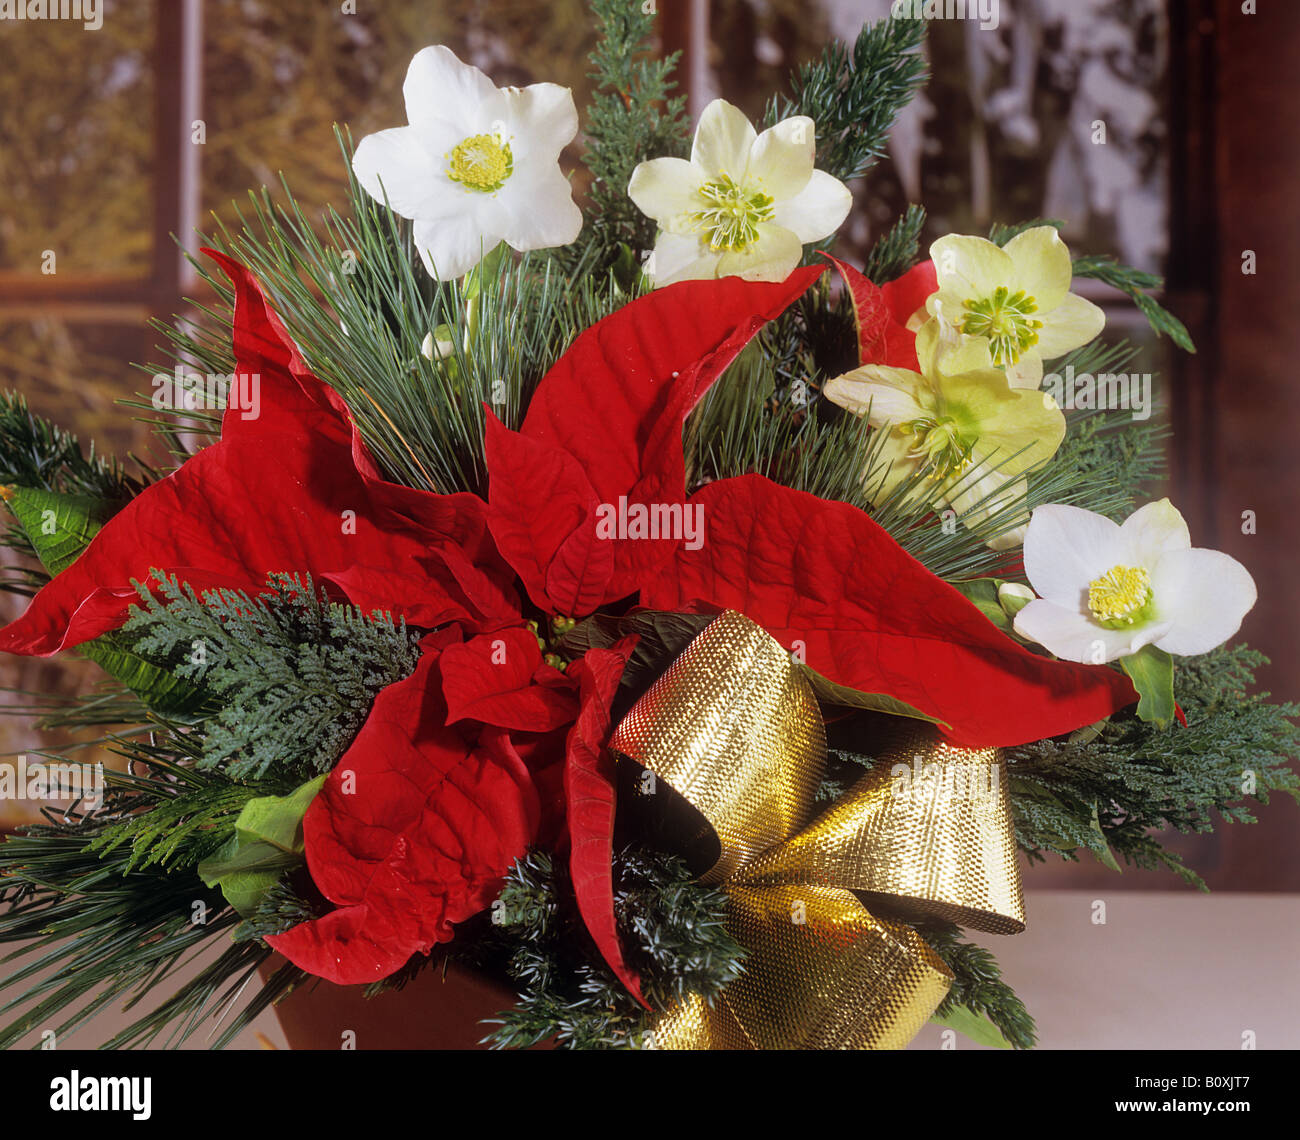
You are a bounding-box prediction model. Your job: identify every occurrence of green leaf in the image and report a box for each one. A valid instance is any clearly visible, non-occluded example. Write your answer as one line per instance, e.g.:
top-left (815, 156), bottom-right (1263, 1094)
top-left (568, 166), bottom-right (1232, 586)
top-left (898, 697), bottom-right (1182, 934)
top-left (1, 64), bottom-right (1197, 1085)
top-left (1087, 801), bottom-right (1123, 873)
top-left (78, 638), bottom-right (209, 720)
top-left (198, 775), bottom-right (325, 916)
top-left (797, 665), bottom-right (944, 728)
top-left (1121, 644), bottom-right (1176, 728)
top-left (931, 1004), bottom-right (1013, 1049)
top-left (950, 578), bottom-right (1012, 632)
top-left (2, 484), bottom-right (113, 576)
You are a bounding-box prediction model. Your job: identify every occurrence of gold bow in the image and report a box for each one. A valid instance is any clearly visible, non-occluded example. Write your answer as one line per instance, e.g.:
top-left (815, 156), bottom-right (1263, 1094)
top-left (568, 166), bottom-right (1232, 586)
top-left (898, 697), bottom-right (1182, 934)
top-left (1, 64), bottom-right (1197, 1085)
top-left (609, 610), bottom-right (1025, 1050)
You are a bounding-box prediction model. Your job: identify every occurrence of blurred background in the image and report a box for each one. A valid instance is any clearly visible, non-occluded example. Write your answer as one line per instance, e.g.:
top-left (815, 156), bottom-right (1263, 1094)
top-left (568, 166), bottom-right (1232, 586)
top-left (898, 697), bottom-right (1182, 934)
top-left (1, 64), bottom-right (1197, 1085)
top-left (0, 0), bottom-right (1296, 895)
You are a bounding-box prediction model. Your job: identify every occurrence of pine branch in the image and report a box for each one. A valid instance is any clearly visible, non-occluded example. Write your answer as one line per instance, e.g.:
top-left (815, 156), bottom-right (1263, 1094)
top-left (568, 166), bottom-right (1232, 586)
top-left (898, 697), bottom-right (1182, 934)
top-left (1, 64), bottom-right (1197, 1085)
top-left (764, 12), bottom-right (928, 186)
top-left (569, 0), bottom-right (689, 273)
top-left (121, 571), bottom-right (421, 781)
top-left (920, 921), bottom-right (1037, 1049)
top-left (1008, 644), bottom-right (1300, 887)
top-left (470, 846), bottom-right (744, 1050)
top-left (862, 204), bottom-right (927, 284)
top-left (0, 392), bottom-right (144, 595)
top-left (1071, 255), bottom-right (1195, 353)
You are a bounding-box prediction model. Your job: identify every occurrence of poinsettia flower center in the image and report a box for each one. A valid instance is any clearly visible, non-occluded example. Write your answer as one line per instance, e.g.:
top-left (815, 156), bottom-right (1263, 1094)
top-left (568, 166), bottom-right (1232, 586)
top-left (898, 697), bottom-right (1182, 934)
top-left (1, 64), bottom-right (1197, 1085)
top-left (1087, 564), bottom-right (1155, 628)
top-left (690, 174), bottom-right (775, 251)
top-left (959, 286), bottom-right (1044, 367)
top-left (899, 414), bottom-right (975, 481)
top-left (446, 132), bottom-right (514, 193)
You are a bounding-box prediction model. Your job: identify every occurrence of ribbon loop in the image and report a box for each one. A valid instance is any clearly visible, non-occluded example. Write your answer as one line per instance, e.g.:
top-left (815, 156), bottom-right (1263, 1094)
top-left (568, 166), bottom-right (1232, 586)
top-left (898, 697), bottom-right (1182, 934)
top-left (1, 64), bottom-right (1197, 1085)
top-left (744, 723), bottom-right (1026, 934)
top-left (609, 609), bottom-right (824, 885)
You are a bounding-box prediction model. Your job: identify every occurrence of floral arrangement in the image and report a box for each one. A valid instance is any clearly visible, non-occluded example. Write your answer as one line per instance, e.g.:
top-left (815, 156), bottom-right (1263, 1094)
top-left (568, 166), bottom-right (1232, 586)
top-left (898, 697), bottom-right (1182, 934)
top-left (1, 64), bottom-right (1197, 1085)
top-left (0, 5), bottom-right (1294, 1051)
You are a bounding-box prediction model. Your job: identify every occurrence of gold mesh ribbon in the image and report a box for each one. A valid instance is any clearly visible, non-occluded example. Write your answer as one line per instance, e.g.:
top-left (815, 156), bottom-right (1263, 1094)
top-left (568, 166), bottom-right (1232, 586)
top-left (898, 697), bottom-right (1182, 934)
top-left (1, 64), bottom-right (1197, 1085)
top-left (609, 610), bottom-right (1025, 1050)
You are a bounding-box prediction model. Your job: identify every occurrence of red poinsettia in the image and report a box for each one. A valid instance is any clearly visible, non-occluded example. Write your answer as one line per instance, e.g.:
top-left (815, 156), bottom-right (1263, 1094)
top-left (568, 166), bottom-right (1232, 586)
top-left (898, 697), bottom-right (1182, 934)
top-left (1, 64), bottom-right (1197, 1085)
top-left (0, 249), bottom-right (1134, 998)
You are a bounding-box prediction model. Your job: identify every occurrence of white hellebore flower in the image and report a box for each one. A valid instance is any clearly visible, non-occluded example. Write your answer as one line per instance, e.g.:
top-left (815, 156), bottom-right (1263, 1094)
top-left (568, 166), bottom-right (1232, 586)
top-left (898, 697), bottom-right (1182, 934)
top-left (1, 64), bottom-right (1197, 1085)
top-left (627, 99), bottom-right (852, 287)
top-left (927, 227), bottom-right (1105, 389)
top-left (1013, 500), bottom-right (1257, 664)
top-left (352, 46), bottom-right (582, 280)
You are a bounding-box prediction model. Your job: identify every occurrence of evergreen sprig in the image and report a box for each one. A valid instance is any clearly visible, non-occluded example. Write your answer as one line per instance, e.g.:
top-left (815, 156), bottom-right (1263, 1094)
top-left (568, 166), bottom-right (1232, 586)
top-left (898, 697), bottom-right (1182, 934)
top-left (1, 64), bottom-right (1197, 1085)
top-left (1072, 255), bottom-right (1196, 353)
top-left (920, 921), bottom-right (1037, 1050)
top-left (571, 0), bottom-right (689, 272)
top-left (764, 12), bottom-right (927, 186)
top-left (121, 570), bottom-right (421, 781)
top-left (862, 203), bottom-right (927, 284)
top-left (473, 846), bottom-right (744, 1050)
top-left (0, 392), bottom-right (144, 595)
top-left (1008, 644), bottom-right (1300, 887)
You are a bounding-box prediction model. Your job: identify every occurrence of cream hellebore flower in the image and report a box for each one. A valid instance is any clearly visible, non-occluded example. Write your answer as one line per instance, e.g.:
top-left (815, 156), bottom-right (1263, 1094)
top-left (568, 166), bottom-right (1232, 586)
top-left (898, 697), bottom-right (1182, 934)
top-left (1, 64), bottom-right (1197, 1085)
top-left (823, 322), bottom-right (1065, 549)
top-left (1013, 500), bottom-right (1257, 664)
top-left (352, 46), bottom-right (582, 280)
top-left (927, 226), bottom-right (1105, 388)
top-left (627, 99), bottom-right (852, 287)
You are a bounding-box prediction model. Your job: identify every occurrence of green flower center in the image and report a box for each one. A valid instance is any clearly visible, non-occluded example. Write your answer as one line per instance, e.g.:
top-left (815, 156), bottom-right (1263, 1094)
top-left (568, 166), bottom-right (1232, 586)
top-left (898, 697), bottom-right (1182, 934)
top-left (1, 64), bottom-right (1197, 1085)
top-left (959, 286), bottom-right (1044, 367)
top-left (446, 133), bottom-right (513, 193)
top-left (899, 415), bottom-right (975, 481)
top-left (1088, 564), bottom-right (1155, 628)
top-left (690, 174), bottom-right (774, 252)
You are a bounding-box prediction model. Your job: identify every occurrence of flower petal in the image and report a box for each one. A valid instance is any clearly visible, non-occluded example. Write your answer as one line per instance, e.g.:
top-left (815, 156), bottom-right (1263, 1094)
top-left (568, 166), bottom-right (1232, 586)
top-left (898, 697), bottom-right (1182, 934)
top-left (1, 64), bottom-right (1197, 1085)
top-left (649, 231), bottom-right (720, 287)
top-left (715, 223), bottom-right (804, 282)
top-left (1014, 599), bottom-right (1170, 664)
top-left (628, 157), bottom-right (704, 230)
top-left (1034, 292), bottom-right (1106, 358)
top-left (1004, 352), bottom-right (1044, 389)
top-left (352, 127), bottom-right (450, 221)
top-left (412, 215), bottom-right (505, 280)
top-left (945, 375), bottom-right (1066, 475)
top-left (1119, 498), bottom-right (1191, 566)
top-left (501, 81), bottom-right (578, 163)
top-left (771, 169), bottom-right (852, 243)
top-left (691, 98), bottom-right (757, 179)
top-left (1022, 503), bottom-right (1125, 609)
top-left (929, 233), bottom-right (1014, 302)
top-left (500, 163), bottom-right (583, 251)
top-left (403, 45), bottom-right (506, 136)
top-left (823, 366), bottom-right (929, 425)
top-left (1150, 547), bottom-right (1257, 656)
top-left (1002, 225), bottom-right (1073, 310)
top-left (746, 115), bottom-right (816, 201)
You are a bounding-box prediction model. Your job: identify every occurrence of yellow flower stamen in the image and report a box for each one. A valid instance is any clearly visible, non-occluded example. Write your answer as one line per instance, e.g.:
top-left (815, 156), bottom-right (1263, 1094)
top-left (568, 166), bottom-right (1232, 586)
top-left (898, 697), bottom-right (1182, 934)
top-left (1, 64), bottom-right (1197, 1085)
top-left (446, 133), bottom-right (513, 193)
top-left (959, 286), bottom-right (1044, 367)
top-left (1088, 565), bottom-right (1153, 627)
top-left (690, 173), bottom-right (774, 252)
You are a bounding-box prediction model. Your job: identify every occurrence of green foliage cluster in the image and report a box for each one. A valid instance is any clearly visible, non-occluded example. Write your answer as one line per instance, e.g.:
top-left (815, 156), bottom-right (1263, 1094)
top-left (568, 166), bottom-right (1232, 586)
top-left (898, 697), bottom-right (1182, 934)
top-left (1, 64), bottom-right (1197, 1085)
top-left (569, 0), bottom-right (689, 273)
top-left (0, 731), bottom-right (309, 1050)
top-left (1009, 645), bottom-right (1300, 888)
top-left (920, 921), bottom-right (1037, 1050)
top-left (763, 12), bottom-right (928, 187)
top-left (121, 571), bottom-right (421, 782)
top-left (469, 847), bottom-right (744, 1050)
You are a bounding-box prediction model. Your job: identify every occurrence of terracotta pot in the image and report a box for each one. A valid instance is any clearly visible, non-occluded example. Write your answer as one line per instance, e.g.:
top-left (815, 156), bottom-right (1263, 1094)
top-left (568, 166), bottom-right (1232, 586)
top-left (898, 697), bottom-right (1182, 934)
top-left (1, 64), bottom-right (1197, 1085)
top-left (263, 955), bottom-right (538, 1050)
